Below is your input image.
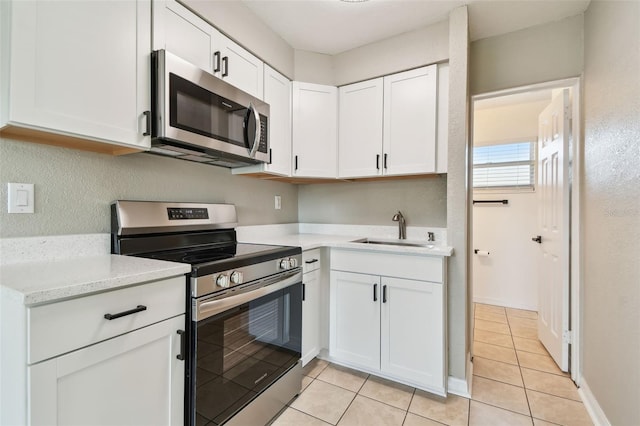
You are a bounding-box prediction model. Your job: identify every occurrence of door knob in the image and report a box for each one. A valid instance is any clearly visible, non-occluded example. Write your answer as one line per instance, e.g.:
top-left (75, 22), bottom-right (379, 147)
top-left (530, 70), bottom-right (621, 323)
top-left (532, 235), bottom-right (542, 244)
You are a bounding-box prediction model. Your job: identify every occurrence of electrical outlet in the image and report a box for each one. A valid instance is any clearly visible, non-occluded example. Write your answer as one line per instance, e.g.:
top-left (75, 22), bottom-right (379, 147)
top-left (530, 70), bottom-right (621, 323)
top-left (274, 195), bottom-right (282, 210)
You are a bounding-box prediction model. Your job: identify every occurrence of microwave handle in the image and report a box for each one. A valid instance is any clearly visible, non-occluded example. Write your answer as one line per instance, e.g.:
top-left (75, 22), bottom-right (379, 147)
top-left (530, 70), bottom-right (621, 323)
top-left (248, 102), bottom-right (261, 158)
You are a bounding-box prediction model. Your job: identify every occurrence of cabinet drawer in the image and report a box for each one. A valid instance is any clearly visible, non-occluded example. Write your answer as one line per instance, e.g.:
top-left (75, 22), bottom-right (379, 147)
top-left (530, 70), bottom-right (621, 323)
top-left (330, 249), bottom-right (444, 283)
top-left (28, 276), bottom-right (186, 364)
top-left (303, 249), bottom-right (321, 273)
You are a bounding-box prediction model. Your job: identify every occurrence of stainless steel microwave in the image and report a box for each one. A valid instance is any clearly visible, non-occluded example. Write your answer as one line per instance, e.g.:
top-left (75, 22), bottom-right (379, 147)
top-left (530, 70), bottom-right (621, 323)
top-left (150, 50), bottom-right (269, 168)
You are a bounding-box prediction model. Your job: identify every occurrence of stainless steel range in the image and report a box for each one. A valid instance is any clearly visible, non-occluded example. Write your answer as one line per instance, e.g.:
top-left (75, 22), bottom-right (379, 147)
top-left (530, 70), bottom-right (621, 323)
top-left (111, 201), bottom-right (302, 426)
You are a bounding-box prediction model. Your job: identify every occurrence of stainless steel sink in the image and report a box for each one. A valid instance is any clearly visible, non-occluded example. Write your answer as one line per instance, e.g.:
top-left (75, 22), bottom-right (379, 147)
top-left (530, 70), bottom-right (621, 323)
top-left (350, 238), bottom-right (436, 248)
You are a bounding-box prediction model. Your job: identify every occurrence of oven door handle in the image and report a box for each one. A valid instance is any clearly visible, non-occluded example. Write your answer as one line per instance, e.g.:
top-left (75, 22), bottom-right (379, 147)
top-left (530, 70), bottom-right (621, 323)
top-left (194, 269), bottom-right (302, 321)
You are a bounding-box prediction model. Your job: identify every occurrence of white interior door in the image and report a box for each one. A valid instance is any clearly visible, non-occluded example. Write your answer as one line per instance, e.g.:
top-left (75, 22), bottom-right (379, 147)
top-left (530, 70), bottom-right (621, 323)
top-left (536, 89), bottom-right (571, 371)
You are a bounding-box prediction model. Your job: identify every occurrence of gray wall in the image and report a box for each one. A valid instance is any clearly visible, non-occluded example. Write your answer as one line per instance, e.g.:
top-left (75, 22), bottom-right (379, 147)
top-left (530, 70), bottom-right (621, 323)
top-left (333, 20), bottom-right (449, 86)
top-left (298, 177), bottom-right (447, 227)
top-left (182, 0), bottom-right (295, 79)
top-left (0, 139), bottom-right (298, 238)
top-left (447, 6), bottom-right (470, 382)
top-left (470, 14), bottom-right (584, 95)
top-left (583, 1), bottom-right (640, 424)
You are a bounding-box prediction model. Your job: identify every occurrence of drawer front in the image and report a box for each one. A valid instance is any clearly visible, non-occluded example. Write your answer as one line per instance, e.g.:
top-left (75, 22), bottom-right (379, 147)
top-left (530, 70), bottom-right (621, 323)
top-left (28, 276), bottom-right (186, 364)
top-left (302, 249), bottom-right (321, 273)
top-left (330, 249), bottom-right (444, 283)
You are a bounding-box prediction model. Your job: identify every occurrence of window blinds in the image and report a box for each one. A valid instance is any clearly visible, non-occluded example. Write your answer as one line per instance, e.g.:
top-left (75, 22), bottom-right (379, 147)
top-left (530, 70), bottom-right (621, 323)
top-left (473, 141), bottom-right (535, 190)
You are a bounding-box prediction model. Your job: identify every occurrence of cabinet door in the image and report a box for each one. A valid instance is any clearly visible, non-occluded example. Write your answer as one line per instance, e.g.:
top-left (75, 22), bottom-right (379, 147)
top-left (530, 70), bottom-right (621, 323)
top-left (8, 0), bottom-right (151, 150)
top-left (263, 65), bottom-right (292, 176)
top-left (292, 82), bottom-right (338, 178)
top-left (302, 269), bottom-right (321, 366)
top-left (381, 277), bottom-right (444, 393)
top-left (330, 271), bottom-right (380, 370)
top-left (218, 35), bottom-right (264, 100)
top-left (153, 0), bottom-right (219, 74)
top-left (29, 315), bottom-right (185, 426)
top-left (383, 65), bottom-right (438, 176)
top-left (338, 78), bottom-right (384, 178)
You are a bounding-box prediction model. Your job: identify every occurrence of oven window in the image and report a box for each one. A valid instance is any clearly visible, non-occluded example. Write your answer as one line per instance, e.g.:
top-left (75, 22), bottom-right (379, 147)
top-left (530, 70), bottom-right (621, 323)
top-left (192, 283), bottom-right (302, 426)
top-left (169, 73), bottom-right (248, 149)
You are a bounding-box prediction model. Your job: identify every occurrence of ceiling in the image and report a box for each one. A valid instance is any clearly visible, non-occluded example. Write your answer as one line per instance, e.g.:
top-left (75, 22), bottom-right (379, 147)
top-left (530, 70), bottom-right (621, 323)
top-left (241, 0), bottom-right (590, 55)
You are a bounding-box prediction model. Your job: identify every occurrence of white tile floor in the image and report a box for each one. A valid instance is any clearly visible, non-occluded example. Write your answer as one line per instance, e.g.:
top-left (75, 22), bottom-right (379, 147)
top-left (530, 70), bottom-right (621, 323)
top-left (270, 304), bottom-right (593, 426)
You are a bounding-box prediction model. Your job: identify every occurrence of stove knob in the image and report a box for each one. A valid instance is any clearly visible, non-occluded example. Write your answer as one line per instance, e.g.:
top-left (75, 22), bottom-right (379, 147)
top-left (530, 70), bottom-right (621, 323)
top-left (230, 271), bottom-right (243, 285)
top-left (216, 274), bottom-right (229, 288)
top-left (289, 258), bottom-right (298, 268)
top-left (279, 259), bottom-right (290, 270)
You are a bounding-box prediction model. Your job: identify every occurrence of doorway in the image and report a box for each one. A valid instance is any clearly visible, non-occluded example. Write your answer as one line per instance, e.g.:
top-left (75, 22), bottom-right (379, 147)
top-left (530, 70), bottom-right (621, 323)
top-left (469, 78), bottom-right (582, 384)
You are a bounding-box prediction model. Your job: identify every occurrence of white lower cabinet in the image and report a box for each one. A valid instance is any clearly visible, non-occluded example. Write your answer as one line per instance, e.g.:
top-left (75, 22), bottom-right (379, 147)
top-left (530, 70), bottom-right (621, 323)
top-left (330, 271), bottom-right (380, 370)
top-left (5, 275), bottom-right (188, 425)
top-left (29, 315), bottom-right (185, 426)
top-left (330, 250), bottom-right (446, 395)
top-left (302, 249), bottom-right (322, 366)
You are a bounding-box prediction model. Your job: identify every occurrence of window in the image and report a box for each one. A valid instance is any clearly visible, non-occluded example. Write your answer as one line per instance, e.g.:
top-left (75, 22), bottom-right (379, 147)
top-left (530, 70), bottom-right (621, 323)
top-left (473, 141), bottom-right (536, 190)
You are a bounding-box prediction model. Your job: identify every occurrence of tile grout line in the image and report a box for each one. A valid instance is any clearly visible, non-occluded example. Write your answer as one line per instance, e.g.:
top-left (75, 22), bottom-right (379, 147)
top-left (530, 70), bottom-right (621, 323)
top-left (507, 312), bottom-right (534, 420)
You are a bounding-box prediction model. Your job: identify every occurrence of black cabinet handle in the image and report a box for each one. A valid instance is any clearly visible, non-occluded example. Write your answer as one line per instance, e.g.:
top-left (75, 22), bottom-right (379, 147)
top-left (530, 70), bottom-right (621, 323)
top-left (213, 51), bottom-right (221, 73)
top-left (384, 153), bottom-right (388, 169)
top-left (532, 235), bottom-right (542, 244)
top-left (142, 111), bottom-right (151, 136)
top-left (383, 285), bottom-right (387, 303)
top-left (294, 155), bottom-right (299, 171)
top-left (268, 148), bottom-right (273, 164)
top-left (222, 56), bottom-right (229, 77)
top-left (176, 330), bottom-right (186, 361)
top-left (104, 305), bottom-right (146, 320)
top-left (302, 283), bottom-right (306, 301)
top-left (373, 283), bottom-right (378, 302)
top-left (376, 154), bottom-right (380, 170)
top-left (305, 259), bottom-right (319, 264)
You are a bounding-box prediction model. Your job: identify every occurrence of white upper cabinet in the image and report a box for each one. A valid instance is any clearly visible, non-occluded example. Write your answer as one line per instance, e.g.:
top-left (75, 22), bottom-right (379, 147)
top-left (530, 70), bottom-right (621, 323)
top-left (337, 65), bottom-right (440, 179)
top-left (338, 78), bottom-right (384, 178)
top-left (292, 82), bottom-right (338, 178)
top-left (383, 65), bottom-right (438, 176)
top-left (2, 0), bottom-right (151, 152)
top-left (233, 65), bottom-right (292, 177)
top-left (153, 0), bottom-right (263, 99)
top-left (153, 0), bottom-right (218, 73)
top-left (218, 37), bottom-right (264, 100)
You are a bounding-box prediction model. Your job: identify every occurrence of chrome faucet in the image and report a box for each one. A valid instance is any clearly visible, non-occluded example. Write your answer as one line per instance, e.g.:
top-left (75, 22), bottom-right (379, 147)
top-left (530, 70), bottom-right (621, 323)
top-left (392, 211), bottom-right (406, 239)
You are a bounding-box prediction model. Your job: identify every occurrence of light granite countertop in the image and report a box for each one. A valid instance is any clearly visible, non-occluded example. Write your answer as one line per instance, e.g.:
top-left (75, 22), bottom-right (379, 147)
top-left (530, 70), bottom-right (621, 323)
top-left (0, 255), bottom-right (190, 306)
top-left (238, 233), bottom-right (454, 257)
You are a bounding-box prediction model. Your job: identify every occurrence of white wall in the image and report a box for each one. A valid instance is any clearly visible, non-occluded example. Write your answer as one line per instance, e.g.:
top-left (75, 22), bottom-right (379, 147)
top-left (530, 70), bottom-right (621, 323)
top-left (582, 1), bottom-right (640, 424)
top-left (474, 100), bottom-right (548, 146)
top-left (473, 193), bottom-right (539, 310)
top-left (472, 98), bottom-right (546, 310)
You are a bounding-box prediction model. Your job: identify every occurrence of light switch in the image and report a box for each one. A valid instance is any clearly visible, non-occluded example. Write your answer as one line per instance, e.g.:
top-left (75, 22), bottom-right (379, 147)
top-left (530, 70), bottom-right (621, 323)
top-left (8, 183), bottom-right (34, 214)
top-left (16, 190), bottom-right (29, 206)
top-left (274, 195), bottom-right (282, 210)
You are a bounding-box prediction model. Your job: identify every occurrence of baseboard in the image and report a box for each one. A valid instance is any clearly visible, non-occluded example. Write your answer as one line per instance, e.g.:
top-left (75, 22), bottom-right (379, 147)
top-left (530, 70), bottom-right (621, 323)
top-left (447, 352), bottom-right (473, 398)
top-left (578, 377), bottom-right (611, 426)
top-left (473, 296), bottom-right (536, 312)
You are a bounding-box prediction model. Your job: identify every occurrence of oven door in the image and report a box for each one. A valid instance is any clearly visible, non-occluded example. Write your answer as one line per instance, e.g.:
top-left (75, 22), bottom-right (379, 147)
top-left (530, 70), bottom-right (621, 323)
top-left (190, 269), bottom-right (302, 426)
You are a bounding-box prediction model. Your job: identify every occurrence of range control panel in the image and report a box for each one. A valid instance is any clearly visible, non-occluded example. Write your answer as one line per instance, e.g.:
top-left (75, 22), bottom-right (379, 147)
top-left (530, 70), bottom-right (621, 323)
top-left (167, 207), bottom-right (209, 220)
